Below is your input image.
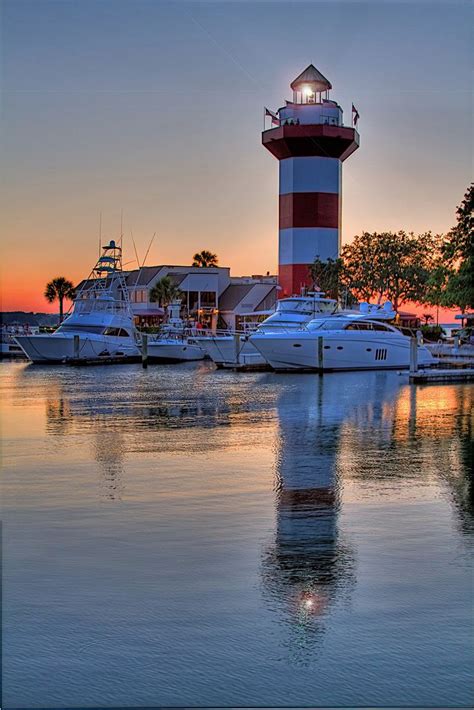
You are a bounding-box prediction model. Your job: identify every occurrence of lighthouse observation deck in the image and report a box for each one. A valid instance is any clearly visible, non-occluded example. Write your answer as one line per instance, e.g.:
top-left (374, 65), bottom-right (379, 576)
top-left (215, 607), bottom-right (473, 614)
top-left (263, 99), bottom-right (359, 161)
top-left (263, 65), bottom-right (359, 161)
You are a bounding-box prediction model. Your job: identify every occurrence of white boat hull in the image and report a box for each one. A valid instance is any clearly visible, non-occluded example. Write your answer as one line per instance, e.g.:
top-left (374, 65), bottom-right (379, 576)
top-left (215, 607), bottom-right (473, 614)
top-left (147, 340), bottom-right (205, 362)
top-left (1, 340), bottom-right (26, 358)
top-left (14, 334), bottom-right (140, 363)
top-left (250, 332), bottom-right (435, 371)
top-left (193, 336), bottom-right (265, 367)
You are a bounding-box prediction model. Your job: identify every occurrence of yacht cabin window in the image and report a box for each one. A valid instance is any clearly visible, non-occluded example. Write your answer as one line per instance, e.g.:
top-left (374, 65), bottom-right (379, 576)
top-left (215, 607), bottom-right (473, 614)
top-left (57, 325), bottom-right (105, 334)
top-left (103, 327), bottom-right (130, 337)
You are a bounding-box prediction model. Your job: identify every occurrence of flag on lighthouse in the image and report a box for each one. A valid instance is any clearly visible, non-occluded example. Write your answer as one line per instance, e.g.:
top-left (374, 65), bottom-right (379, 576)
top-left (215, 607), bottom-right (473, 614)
top-left (352, 104), bottom-right (360, 127)
top-left (265, 107), bottom-right (280, 127)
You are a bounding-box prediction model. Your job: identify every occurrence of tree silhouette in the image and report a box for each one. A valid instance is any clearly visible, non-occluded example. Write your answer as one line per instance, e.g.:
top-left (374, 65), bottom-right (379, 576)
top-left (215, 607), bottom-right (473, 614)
top-left (44, 277), bottom-right (75, 324)
top-left (192, 250), bottom-right (218, 267)
top-left (149, 276), bottom-right (183, 310)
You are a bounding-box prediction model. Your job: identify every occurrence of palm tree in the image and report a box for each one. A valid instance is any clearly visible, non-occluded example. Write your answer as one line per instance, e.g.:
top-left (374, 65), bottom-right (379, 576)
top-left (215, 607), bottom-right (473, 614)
top-left (44, 277), bottom-right (75, 324)
top-left (192, 250), bottom-right (218, 268)
top-left (149, 276), bottom-right (183, 310)
top-left (422, 312), bottom-right (434, 325)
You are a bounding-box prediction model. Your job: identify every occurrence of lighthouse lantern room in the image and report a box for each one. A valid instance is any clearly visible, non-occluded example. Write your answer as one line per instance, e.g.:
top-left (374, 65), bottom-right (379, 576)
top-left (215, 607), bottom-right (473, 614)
top-left (262, 64), bottom-right (359, 297)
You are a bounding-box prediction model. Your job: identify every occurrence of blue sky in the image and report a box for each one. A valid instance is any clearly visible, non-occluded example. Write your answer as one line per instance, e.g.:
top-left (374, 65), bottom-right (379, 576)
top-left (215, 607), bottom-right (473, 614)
top-left (1, 0), bottom-right (472, 309)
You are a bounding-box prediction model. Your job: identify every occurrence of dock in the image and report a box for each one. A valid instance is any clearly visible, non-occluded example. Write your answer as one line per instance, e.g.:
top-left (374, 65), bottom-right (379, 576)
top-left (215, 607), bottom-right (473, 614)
top-left (65, 355), bottom-right (141, 366)
top-left (409, 368), bottom-right (474, 383)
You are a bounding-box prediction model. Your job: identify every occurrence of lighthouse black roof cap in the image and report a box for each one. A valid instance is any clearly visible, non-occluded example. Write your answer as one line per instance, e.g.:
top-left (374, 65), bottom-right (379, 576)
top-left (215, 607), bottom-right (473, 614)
top-left (290, 64), bottom-right (332, 92)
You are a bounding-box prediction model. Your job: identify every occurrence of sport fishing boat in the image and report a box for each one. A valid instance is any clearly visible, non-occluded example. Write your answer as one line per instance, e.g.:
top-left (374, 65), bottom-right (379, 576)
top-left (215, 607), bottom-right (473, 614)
top-left (250, 303), bottom-right (435, 371)
top-left (146, 301), bottom-right (205, 363)
top-left (194, 292), bottom-right (339, 368)
top-left (15, 241), bottom-right (141, 363)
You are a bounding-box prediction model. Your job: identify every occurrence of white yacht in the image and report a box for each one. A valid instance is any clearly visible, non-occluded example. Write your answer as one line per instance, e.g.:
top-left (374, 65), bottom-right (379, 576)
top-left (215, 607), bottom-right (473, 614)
top-left (250, 304), bottom-right (435, 371)
top-left (146, 301), bottom-right (205, 363)
top-left (15, 241), bottom-right (141, 363)
top-left (194, 292), bottom-right (339, 368)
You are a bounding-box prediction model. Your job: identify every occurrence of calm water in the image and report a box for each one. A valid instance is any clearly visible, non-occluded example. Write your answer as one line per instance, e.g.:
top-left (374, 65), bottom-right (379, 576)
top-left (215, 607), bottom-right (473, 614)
top-left (1, 361), bottom-right (473, 708)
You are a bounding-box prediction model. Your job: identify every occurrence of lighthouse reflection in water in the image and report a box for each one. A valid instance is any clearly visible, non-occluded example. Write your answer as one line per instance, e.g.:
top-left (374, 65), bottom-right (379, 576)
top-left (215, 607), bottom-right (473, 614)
top-left (261, 374), bottom-right (401, 658)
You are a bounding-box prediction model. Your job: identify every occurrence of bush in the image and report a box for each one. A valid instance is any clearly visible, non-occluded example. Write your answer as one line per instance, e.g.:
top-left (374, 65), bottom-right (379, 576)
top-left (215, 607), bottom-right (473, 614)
top-left (420, 324), bottom-right (445, 342)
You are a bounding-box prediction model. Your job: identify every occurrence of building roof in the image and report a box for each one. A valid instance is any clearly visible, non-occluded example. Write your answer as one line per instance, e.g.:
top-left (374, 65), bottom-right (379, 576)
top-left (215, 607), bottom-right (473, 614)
top-left (165, 272), bottom-right (188, 287)
top-left (218, 284), bottom-right (255, 311)
top-left (125, 266), bottom-right (163, 287)
top-left (255, 286), bottom-right (277, 312)
top-left (290, 64), bottom-right (332, 92)
top-left (125, 265), bottom-right (228, 288)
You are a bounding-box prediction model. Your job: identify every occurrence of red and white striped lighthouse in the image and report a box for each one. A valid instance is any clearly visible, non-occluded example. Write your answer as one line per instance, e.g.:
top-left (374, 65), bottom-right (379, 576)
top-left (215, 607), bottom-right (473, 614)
top-left (263, 64), bottom-right (359, 297)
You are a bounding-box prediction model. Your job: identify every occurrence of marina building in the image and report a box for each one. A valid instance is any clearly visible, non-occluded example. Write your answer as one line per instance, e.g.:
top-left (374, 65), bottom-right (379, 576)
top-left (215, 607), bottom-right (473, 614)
top-left (122, 265), bottom-right (277, 329)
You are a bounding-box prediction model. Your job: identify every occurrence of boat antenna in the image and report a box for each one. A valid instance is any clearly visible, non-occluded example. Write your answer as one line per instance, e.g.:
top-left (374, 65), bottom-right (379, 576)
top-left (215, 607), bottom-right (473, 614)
top-left (98, 211), bottom-right (102, 258)
top-left (120, 209), bottom-right (124, 251)
top-left (141, 232), bottom-right (156, 268)
top-left (131, 230), bottom-right (141, 268)
top-left (131, 231), bottom-right (158, 291)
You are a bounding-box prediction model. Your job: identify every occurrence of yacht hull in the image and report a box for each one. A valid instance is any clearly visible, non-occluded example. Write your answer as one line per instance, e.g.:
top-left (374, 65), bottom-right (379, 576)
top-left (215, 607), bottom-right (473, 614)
top-left (14, 334), bottom-right (140, 363)
top-left (193, 336), bottom-right (265, 367)
top-left (250, 332), bottom-right (435, 371)
top-left (147, 341), bottom-right (205, 362)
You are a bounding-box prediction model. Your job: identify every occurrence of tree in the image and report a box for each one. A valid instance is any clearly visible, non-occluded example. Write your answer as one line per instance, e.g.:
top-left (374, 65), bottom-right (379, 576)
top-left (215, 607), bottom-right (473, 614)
top-left (422, 313), bottom-right (434, 325)
top-left (341, 231), bottom-right (439, 311)
top-left (192, 250), bottom-right (218, 267)
top-left (440, 184), bottom-right (474, 311)
top-left (310, 257), bottom-right (342, 299)
top-left (44, 277), bottom-right (75, 324)
top-left (309, 257), bottom-right (357, 304)
top-left (149, 276), bottom-right (183, 310)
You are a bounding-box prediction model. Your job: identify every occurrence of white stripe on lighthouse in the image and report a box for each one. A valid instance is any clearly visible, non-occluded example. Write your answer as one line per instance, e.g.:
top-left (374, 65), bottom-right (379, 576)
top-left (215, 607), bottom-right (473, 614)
top-left (279, 228), bottom-right (339, 265)
top-left (279, 157), bottom-right (341, 194)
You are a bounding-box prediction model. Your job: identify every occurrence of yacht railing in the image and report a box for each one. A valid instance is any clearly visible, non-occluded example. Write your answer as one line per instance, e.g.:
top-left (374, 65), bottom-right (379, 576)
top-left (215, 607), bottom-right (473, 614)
top-left (73, 298), bottom-right (131, 316)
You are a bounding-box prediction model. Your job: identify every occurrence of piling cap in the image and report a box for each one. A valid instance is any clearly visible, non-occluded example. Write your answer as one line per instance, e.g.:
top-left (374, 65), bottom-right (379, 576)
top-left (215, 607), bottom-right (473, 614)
top-left (290, 64), bottom-right (332, 92)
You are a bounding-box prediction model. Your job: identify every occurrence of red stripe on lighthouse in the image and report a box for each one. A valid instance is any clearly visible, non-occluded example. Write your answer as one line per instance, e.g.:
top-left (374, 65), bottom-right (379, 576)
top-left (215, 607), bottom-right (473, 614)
top-left (279, 264), bottom-right (313, 297)
top-left (279, 192), bottom-right (339, 229)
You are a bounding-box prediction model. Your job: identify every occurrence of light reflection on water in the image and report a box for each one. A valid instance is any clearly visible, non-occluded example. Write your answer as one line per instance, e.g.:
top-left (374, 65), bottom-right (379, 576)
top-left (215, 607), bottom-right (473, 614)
top-left (1, 361), bottom-right (473, 707)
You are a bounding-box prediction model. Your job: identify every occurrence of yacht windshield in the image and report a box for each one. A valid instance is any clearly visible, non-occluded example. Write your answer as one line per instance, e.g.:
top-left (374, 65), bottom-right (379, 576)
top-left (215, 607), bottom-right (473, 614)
top-left (307, 318), bottom-right (347, 331)
top-left (57, 325), bottom-right (105, 334)
top-left (276, 300), bottom-right (314, 314)
top-left (308, 319), bottom-right (395, 332)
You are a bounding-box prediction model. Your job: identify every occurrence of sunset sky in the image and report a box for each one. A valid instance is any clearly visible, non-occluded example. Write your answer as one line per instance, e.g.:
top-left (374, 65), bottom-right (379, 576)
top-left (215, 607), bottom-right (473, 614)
top-left (1, 0), bottom-right (472, 312)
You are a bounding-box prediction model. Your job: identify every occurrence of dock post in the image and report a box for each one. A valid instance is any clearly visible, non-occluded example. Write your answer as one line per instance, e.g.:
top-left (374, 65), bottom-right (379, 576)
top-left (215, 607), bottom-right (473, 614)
top-left (317, 336), bottom-right (324, 371)
top-left (142, 333), bottom-right (148, 369)
top-left (454, 333), bottom-right (460, 353)
top-left (73, 334), bottom-right (80, 360)
top-left (233, 332), bottom-right (240, 365)
top-left (410, 336), bottom-right (418, 374)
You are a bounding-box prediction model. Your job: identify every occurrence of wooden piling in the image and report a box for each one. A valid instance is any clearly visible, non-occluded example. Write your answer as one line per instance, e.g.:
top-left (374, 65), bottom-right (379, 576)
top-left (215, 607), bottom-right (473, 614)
top-left (317, 336), bottom-right (324, 371)
top-left (73, 334), bottom-right (80, 359)
top-left (233, 332), bottom-right (241, 365)
top-left (410, 336), bottom-right (418, 374)
top-left (142, 333), bottom-right (148, 369)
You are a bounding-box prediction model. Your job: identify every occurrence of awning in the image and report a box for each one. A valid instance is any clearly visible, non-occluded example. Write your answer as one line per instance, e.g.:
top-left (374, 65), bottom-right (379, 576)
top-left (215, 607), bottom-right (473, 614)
top-left (134, 308), bottom-right (165, 316)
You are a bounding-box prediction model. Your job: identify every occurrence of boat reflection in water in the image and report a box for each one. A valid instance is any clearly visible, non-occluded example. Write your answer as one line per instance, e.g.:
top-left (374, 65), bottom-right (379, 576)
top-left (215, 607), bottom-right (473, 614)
top-left (45, 392), bottom-right (125, 501)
